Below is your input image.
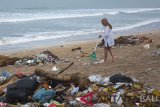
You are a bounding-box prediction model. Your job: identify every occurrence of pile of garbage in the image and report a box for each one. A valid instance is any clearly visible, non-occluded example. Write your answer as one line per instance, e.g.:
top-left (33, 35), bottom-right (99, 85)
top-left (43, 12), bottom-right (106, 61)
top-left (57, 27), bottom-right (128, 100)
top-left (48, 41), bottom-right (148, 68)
top-left (0, 69), bottom-right (159, 107)
top-left (0, 51), bottom-right (60, 67)
top-left (15, 51), bottom-right (60, 66)
top-left (115, 36), bottom-right (152, 45)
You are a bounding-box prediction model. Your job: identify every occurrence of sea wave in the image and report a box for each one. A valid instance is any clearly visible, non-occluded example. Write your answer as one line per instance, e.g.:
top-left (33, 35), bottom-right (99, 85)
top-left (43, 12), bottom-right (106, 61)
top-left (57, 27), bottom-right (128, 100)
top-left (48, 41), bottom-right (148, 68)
top-left (114, 19), bottom-right (160, 31)
top-left (0, 19), bottom-right (160, 46)
top-left (0, 8), bottom-right (160, 23)
top-left (117, 8), bottom-right (160, 14)
top-left (0, 13), bottom-right (103, 23)
top-left (0, 29), bottom-right (97, 46)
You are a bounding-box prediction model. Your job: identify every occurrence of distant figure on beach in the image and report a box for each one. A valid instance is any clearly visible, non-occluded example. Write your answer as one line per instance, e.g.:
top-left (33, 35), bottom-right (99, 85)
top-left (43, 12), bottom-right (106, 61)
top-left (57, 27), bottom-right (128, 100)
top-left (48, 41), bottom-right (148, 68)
top-left (100, 18), bottom-right (115, 63)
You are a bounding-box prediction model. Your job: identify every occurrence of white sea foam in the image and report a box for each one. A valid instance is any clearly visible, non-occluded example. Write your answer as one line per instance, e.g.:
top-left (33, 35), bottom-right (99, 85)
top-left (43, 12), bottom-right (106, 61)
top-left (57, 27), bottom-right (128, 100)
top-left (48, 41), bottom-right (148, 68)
top-left (0, 8), bottom-right (159, 23)
top-left (0, 29), bottom-right (97, 46)
top-left (114, 19), bottom-right (160, 31)
top-left (119, 8), bottom-right (160, 14)
top-left (0, 13), bottom-right (103, 23)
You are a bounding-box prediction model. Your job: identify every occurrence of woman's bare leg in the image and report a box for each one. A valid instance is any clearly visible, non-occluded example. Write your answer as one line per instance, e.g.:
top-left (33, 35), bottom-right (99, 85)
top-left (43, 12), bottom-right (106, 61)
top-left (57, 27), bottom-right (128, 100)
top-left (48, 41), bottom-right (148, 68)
top-left (104, 47), bottom-right (108, 63)
top-left (108, 47), bottom-right (116, 62)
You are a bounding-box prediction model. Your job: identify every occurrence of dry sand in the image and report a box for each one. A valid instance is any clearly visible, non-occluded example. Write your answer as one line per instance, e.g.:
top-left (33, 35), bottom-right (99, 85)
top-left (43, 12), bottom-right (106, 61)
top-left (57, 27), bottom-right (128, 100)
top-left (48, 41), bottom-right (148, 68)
top-left (0, 31), bottom-right (160, 89)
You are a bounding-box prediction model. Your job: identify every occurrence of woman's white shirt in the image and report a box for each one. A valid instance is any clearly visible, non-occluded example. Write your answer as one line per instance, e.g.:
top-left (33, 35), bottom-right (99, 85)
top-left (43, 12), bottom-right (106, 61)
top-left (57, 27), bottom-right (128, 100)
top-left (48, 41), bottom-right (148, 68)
top-left (102, 26), bottom-right (115, 47)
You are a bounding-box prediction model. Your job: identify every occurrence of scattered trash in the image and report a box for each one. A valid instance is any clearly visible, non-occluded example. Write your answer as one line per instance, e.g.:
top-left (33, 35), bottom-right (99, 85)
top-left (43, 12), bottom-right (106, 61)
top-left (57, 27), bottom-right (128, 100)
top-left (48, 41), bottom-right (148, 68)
top-left (115, 36), bottom-right (152, 45)
top-left (33, 88), bottom-right (56, 103)
top-left (98, 60), bottom-right (104, 64)
top-left (0, 102), bottom-right (7, 107)
top-left (90, 52), bottom-right (97, 61)
top-left (71, 86), bottom-right (79, 95)
top-left (143, 44), bottom-right (150, 49)
top-left (52, 66), bottom-right (59, 71)
top-left (111, 92), bottom-right (123, 106)
top-left (6, 76), bottom-right (39, 104)
top-left (82, 63), bottom-right (90, 66)
top-left (94, 103), bottom-right (110, 107)
top-left (72, 47), bottom-right (81, 51)
top-left (80, 92), bottom-right (94, 106)
top-left (152, 89), bottom-right (160, 96)
top-left (0, 69), bottom-right (160, 107)
top-left (49, 100), bottom-right (65, 107)
top-left (139, 36), bottom-right (152, 43)
top-left (0, 71), bottom-right (12, 85)
top-left (152, 47), bottom-right (160, 57)
top-left (115, 35), bottom-right (139, 45)
top-left (1, 71), bottom-right (12, 79)
top-left (109, 73), bottom-right (133, 84)
top-left (88, 75), bottom-right (102, 83)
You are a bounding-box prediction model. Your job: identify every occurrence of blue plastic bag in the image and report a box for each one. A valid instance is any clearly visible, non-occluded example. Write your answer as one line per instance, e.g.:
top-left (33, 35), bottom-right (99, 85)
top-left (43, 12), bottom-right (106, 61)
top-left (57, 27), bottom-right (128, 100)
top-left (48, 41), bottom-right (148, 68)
top-left (33, 88), bottom-right (56, 103)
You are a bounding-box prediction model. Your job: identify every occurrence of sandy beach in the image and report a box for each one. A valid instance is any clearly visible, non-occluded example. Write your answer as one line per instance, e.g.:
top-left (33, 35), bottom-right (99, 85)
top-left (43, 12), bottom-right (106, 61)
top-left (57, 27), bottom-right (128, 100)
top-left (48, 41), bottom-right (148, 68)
top-left (0, 31), bottom-right (160, 90)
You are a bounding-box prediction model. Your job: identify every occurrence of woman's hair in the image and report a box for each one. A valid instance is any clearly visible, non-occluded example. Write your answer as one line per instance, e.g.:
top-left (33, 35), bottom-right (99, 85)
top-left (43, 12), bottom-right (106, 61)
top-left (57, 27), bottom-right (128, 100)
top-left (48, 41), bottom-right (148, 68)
top-left (101, 18), bottom-right (112, 29)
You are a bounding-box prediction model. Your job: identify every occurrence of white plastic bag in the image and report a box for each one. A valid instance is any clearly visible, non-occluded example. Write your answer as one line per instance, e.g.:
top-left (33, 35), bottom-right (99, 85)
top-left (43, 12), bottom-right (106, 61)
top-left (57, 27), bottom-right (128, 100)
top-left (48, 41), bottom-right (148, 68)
top-left (88, 75), bottom-right (102, 83)
top-left (94, 103), bottom-right (110, 107)
top-left (111, 92), bottom-right (123, 106)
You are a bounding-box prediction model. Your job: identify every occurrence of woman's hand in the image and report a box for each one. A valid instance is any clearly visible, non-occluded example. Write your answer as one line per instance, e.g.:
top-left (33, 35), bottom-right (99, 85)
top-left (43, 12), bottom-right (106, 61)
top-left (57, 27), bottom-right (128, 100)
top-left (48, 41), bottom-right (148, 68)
top-left (98, 35), bottom-right (102, 38)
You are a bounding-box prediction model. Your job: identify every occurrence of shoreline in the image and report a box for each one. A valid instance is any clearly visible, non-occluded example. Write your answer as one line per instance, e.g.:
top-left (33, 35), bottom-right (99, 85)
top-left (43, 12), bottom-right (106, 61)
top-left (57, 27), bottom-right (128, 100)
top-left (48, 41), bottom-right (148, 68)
top-left (2, 29), bottom-right (160, 56)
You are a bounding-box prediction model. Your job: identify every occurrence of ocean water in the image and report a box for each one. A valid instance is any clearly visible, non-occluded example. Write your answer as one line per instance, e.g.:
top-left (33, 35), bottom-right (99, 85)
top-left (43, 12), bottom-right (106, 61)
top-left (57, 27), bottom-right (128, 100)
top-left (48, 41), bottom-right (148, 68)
top-left (0, 8), bottom-right (160, 52)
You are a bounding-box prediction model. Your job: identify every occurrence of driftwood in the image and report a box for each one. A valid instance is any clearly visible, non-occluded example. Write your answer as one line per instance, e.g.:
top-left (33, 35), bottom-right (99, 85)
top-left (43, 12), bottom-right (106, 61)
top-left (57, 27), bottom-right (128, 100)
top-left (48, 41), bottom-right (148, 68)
top-left (35, 62), bottom-right (76, 81)
top-left (0, 55), bottom-right (20, 67)
top-left (0, 55), bottom-right (10, 60)
top-left (58, 62), bottom-right (74, 74)
top-left (35, 68), bottom-right (78, 82)
top-left (0, 60), bottom-right (7, 67)
top-left (6, 57), bottom-right (20, 65)
top-left (34, 68), bottom-right (89, 88)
